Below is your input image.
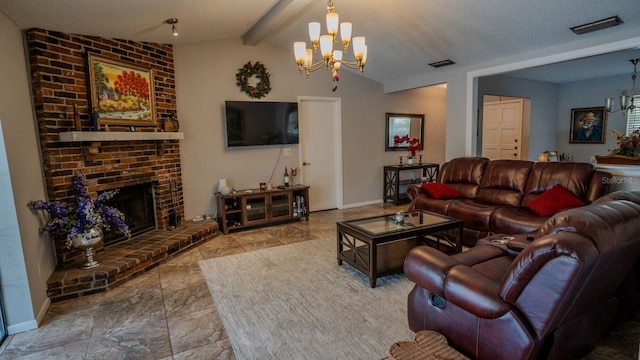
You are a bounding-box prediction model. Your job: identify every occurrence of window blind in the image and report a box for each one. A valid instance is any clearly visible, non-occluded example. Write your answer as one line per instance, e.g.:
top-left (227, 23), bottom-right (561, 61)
top-left (627, 95), bottom-right (640, 135)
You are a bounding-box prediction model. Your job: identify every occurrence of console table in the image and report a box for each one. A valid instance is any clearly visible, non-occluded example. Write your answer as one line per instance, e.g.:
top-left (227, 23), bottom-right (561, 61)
top-left (384, 163), bottom-right (439, 204)
top-left (217, 185), bottom-right (310, 234)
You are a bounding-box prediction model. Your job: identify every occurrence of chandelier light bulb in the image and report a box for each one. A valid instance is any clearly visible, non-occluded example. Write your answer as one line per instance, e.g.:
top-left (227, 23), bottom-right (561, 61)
top-left (605, 97), bottom-right (613, 112)
top-left (620, 91), bottom-right (629, 110)
top-left (361, 45), bottom-right (368, 66)
top-left (309, 22), bottom-right (321, 42)
top-left (352, 36), bottom-right (366, 59)
top-left (305, 49), bottom-right (313, 67)
top-left (166, 18), bottom-right (178, 37)
top-left (326, 12), bottom-right (339, 36)
top-left (340, 22), bottom-right (352, 51)
top-left (294, 42), bottom-right (307, 64)
top-left (319, 35), bottom-right (333, 59)
top-left (333, 50), bottom-right (343, 71)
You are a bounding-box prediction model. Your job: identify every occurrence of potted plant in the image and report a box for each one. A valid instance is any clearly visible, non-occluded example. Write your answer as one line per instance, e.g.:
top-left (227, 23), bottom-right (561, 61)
top-left (28, 173), bottom-right (130, 269)
top-left (394, 135), bottom-right (423, 164)
top-left (596, 129), bottom-right (640, 165)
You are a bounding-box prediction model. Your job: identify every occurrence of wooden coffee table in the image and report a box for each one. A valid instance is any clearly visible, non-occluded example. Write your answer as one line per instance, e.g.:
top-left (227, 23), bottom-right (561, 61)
top-left (337, 210), bottom-right (462, 287)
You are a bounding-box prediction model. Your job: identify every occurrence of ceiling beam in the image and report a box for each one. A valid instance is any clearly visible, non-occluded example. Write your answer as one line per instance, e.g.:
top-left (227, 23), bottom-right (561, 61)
top-left (242, 0), bottom-right (313, 46)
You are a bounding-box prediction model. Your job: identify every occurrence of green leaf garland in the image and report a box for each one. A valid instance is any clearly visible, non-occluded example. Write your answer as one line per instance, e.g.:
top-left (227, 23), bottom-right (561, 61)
top-left (235, 61), bottom-right (271, 99)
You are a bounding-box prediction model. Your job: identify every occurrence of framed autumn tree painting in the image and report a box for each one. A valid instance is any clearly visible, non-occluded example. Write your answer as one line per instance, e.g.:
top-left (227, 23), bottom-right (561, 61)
top-left (87, 53), bottom-right (156, 127)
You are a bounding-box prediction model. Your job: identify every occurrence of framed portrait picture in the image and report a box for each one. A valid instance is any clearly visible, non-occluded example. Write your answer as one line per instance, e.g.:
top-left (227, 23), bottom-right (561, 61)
top-left (569, 107), bottom-right (606, 144)
top-left (87, 53), bottom-right (156, 127)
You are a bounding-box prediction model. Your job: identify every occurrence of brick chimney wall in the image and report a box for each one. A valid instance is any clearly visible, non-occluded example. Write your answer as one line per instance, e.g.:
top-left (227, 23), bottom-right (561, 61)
top-left (26, 28), bottom-right (184, 266)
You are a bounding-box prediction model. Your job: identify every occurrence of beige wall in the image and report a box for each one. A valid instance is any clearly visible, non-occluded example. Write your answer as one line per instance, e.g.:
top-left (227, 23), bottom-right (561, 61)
top-left (174, 39), bottom-right (449, 218)
top-left (176, 38), bottom-right (392, 217)
top-left (0, 14), bottom-right (53, 333)
top-left (384, 84), bottom-right (448, 166)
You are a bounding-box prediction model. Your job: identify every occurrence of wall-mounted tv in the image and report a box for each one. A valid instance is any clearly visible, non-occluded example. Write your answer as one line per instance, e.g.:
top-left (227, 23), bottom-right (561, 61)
top-left (225, 101), bottom-right (299, 147)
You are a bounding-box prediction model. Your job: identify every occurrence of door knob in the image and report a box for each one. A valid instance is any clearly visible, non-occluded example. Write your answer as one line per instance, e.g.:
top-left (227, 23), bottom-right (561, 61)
top-left (514, 139), bottom-right (518, 142)
top-left (303, 162), bottom-right (311, 166)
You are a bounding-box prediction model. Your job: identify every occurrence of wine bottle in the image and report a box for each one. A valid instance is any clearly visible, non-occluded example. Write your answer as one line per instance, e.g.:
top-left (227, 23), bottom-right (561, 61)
top-left (284, 167), bottom-right (290, 187)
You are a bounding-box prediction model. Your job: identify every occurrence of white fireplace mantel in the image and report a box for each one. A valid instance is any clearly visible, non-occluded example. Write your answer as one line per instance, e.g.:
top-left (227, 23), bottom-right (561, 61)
top-left (58, 131), bottom-right (184, 142)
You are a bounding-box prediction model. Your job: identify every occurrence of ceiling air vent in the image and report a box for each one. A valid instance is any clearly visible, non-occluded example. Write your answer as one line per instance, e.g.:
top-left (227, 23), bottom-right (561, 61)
top-left (570, 16), bottom-right (623, 35)
top-left (429, 59), bottom-right (455, 68)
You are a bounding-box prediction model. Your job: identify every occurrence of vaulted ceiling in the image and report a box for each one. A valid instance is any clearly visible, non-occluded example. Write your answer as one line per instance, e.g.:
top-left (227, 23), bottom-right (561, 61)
top-left (1, 0), bottom-right (640, 86)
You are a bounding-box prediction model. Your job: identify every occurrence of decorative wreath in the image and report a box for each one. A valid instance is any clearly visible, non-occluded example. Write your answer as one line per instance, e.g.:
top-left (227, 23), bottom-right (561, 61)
top-left (235, 61), bottom-right (271, 99)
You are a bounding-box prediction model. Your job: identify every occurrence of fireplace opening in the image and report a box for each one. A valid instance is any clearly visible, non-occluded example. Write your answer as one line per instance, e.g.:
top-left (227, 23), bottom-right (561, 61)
top-left (102, 183), bottom-right (156, 246)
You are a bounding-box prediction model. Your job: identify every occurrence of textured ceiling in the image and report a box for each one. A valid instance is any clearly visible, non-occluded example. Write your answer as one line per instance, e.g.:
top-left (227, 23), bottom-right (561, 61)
top-left (1, 0), bottom-right (640, 86)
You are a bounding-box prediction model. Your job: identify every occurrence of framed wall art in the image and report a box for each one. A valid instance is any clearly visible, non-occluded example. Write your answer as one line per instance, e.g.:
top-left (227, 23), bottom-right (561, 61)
top-left (87, 53), bottom-right (156, 127)
top-left (385, 113), bottom-right (424, 151)
top-left (569, 107), bottom-right (606, 144)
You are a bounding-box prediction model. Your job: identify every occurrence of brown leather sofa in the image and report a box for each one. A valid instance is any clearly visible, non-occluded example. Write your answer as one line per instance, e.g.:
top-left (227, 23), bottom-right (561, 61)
top-left (403, 189), bottom-right (640, 360)
top-left (407, 157), bottom-right (611, 247)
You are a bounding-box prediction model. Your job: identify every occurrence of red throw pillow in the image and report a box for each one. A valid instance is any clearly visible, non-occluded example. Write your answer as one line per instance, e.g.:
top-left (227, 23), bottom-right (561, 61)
top-left (527, 184), bottom-right (585, 217)
top-left (421, 183), bottom-right (462, 200)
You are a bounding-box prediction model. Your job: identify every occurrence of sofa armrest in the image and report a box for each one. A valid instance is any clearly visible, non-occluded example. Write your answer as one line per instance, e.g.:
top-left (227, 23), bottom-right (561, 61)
top-left (506, 234), bottom-right (535, 253)
top-left (407, 184), bottom-right (424, 201)
top-left (445, 266), bottom-right (512, 318)
top-left (404, 245), bottom-right (511, 319)
top-left (404, 245), bottom-right (461, 295)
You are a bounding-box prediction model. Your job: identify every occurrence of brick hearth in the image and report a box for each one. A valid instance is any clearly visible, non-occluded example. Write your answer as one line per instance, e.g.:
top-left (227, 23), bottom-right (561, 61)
top-left (46, 221), bottom-right (219, 302)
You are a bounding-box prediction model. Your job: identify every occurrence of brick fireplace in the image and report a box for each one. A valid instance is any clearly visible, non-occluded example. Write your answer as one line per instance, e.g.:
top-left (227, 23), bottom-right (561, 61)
top-left (26, 28), bottom-right (185, 266)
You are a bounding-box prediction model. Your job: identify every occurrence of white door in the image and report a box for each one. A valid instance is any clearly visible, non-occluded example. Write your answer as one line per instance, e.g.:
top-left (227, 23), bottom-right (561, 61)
top-left (297, 97), bottom-right (343, 211)
top-left (482, 99), bottom-right (523, 160)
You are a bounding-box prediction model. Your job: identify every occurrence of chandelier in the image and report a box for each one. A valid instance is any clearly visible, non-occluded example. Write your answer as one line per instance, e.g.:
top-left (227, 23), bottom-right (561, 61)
top-left (293, 0), bottom-right (367, 91)
top-left (605, 58), bottom-right (639, 116)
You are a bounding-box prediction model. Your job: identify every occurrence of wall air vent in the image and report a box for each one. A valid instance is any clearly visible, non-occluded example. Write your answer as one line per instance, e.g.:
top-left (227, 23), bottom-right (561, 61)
top-left (570, 16), bottom-right (623, 35)
top-left (429, 59), bottom-right (456, 68)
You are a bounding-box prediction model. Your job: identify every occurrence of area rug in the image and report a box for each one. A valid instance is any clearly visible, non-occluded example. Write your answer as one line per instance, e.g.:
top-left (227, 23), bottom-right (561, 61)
top-left (198, 238), bottom-right (414, 359)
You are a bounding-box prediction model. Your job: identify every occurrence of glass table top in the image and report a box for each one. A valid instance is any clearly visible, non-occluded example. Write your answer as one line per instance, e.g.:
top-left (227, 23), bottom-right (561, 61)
top-left (344, 210), bottom-right (458, 235)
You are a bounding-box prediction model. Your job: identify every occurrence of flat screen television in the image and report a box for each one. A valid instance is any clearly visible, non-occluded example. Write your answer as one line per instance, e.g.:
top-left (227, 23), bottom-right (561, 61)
top-left (225, 101), bottom-right (299, 147)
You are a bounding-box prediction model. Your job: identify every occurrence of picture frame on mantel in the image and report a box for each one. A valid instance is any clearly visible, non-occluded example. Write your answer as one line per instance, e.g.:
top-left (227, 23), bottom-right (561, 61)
top-left (569, 107), bottom-right (606, 144)
top-left (87, 53), bottom-right (157, 127)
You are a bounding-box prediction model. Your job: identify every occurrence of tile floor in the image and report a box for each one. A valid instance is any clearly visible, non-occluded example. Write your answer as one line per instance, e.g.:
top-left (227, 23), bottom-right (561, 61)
top-left (0, 203), bottom-right (407, 359)
top-left (1, 203), bottom-right (637, 359)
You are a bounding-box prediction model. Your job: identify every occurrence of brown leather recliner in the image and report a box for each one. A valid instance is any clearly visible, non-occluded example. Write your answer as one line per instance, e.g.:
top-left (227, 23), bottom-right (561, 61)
top-left (404, 189), bottom-right (640, 360)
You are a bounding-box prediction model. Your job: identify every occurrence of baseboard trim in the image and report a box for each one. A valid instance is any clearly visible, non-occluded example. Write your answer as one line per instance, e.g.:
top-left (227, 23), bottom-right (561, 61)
top-left (7, 319), bottom-right (38, 335)
top-left (35, 296), bottom-right (50, 325)
top-left (6, 296), bottom-right (49, 335)
top-left (340, 199), bottom-right (383, 209)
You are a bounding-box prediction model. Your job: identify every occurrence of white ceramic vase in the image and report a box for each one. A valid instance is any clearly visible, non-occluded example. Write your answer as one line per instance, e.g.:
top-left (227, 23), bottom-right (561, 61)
top-left (218, 178), bottom-right (231, 195)
top-left (407, 158), bottom-right (415, 165)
